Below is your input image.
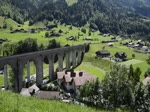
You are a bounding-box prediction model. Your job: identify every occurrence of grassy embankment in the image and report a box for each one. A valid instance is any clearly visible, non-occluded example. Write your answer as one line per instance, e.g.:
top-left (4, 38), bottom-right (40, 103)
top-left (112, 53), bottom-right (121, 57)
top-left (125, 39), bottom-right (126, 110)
top-left (0, 90), bottom-right (127, 112)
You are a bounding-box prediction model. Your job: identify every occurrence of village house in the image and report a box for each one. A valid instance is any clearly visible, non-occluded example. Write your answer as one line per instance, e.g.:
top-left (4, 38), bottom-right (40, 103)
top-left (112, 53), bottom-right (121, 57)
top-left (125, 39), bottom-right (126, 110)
top-left (127, 42), bottom-right (134, 48)
top-left (57, 71), bottom-right (96, 95)
top-left (114, 52), bottom-right (127, 61)
top-left (133, 44), bottom-right (140, 49)
top-left (84, 37), bottom-right (93, 41)
top-left (95, 50), bottom-right (111, 58)
top-left (141, 46), bottom-right (148, 52)
top-left (108, 42), bottom-right (113, 47)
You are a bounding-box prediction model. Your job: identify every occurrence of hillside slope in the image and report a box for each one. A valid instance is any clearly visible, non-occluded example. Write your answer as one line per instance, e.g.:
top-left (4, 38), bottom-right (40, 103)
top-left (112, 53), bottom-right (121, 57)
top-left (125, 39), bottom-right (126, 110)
top-left (1, 0), bottom-right (150, 39)
top-left (0, 91), bottom-right (122, 112)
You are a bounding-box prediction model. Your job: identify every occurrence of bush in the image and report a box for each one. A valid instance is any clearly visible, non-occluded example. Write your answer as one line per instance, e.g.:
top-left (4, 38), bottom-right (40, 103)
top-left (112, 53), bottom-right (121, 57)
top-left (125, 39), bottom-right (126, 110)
top-left (81, 28), bottom-right (86, 34)
top-left (58, 29), bottom-right (63, 33)
top-left (45, 32), bottom-right (49, 37)
top-left (3, 23), bottom-right (7, 29)
top-left (47, 39), bottom-right (60, 49)
top-left (79, 64), bottom-right (150, 111)
top-left (69, 25), bottom-right (72, 30)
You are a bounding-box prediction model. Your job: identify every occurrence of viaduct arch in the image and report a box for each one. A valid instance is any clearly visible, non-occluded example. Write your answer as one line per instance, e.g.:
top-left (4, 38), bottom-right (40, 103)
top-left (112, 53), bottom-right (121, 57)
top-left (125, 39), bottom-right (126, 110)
top-left (0, 44), bottom-right (88, 92)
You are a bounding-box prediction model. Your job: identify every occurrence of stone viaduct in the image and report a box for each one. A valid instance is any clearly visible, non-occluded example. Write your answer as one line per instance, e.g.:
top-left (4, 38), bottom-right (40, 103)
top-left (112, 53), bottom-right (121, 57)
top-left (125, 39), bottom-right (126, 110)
top-left (0, 44), bottom-right (89, 92)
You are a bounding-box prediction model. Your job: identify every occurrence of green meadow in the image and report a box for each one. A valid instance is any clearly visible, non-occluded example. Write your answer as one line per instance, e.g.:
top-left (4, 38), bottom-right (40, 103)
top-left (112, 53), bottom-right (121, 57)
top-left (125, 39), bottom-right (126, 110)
top-left (0, 90), bottom-right (129, 112)
top-left (0, 16), bottom-right (5, 27)
top-left (65, 0), bottom-right (78, 6)
top-left (0, 17), bottom-right (148, 112)
top-left (0, 18), bottom-right (149, 86)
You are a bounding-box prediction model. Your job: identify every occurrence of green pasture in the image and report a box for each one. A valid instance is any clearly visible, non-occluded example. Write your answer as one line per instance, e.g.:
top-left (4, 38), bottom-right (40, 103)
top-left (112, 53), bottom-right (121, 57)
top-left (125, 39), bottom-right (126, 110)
top-left (5, 18), bottom-right (19, 28)
top-left (84, 42), bottom-right (149, 80)
top-left (120, 59), bottom-right (143, 66)
top-left (0, 18), bottom-right (112, 45)
top-left (65, 0), bottom-right (78, 6)
top-left (0, 75), bottom-right (4, 86)
top-left (75, 62), bottom-right (105, 81)
top-left (0, 18), bottom-right (149, 86)
top-left (0, 18), bottom-right (147, 112)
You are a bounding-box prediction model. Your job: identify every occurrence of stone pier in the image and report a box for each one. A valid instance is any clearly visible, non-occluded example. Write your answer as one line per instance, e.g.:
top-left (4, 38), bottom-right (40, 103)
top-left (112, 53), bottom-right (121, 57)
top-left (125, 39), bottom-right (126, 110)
top-left (4, 65), bottom-right (8, 90)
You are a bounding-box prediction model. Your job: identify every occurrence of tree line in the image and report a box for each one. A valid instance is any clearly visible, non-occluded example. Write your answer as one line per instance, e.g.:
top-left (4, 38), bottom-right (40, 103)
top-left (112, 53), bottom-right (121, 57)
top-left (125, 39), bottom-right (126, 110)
top-left (79, 64), bottom-right (150, 112)
top-left (29, 0), bottom-right (150, 40)
top-left (2, 38), bottom-right (60, 56)
top-left (1, 0), bottom-right (150, 40)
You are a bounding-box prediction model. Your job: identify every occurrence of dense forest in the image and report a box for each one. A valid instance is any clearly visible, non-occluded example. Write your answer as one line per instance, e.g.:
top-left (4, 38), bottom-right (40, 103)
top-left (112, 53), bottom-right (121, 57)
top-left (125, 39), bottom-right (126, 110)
top-left (1, 0), bottom-right (150, 40)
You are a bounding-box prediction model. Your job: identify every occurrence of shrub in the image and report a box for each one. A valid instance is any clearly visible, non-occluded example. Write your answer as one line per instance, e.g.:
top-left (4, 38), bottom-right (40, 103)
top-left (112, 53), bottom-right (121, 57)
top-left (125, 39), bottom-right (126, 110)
top-left (79, 64), bottom-right (150, 111)
top-left (81, 28), bottom-right (86, 34)
top-left (3, 23), bottom-right (7, 29)
top-left (45, 32), bottom-right (49, 38)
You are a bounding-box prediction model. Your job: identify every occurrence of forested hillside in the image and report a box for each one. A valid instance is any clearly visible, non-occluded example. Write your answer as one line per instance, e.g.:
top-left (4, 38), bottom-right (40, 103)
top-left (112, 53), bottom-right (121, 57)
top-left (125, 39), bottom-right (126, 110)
top-left (1, 0), bottom-right (150, 40)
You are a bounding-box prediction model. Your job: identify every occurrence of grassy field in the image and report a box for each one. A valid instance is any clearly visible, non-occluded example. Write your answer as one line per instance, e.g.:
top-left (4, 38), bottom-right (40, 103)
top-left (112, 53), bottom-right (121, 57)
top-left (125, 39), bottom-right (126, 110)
top-left (75, 62), bottom-right (105, 81)
top-left (0, 90), bottom-right (128, 112)
top-left (0, 18), bottom-right (149, 86)
top-left (65, 0), bottom-right (78, 6)
top-left (0, 18), bottom-right (146, 112)
top-left (0, 75), bottom-right (4, 86)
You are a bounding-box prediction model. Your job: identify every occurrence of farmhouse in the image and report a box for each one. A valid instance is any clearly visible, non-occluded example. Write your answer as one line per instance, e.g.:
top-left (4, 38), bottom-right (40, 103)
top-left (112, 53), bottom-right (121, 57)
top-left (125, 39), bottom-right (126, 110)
top-left (57, 71), bottom-right (96, 94)
top-left (84, 37), bottom-right (93, 41)
top-left (141, 46), bottom-right (148, 51)
top-left (127, 42), bottom-right (134, 47)
top-left (133, 44), bottom-right (140, 49)
top-left (108, 42), bottom-right (113, 47)
top-left (114, 52), bottom-right (127, 61)
top-left (95, 50), bottom-right (110, 58)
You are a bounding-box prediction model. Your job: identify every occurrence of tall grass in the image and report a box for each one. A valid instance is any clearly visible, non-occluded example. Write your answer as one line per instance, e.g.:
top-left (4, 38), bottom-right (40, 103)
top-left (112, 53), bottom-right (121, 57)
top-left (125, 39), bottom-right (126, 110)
top-left (0, 90), bottom-right (123, 112)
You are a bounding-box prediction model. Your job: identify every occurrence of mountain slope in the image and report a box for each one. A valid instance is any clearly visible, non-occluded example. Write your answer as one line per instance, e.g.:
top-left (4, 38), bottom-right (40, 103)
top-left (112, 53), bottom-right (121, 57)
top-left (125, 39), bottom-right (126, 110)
top-left (1, 0), bottom-right (150, 39)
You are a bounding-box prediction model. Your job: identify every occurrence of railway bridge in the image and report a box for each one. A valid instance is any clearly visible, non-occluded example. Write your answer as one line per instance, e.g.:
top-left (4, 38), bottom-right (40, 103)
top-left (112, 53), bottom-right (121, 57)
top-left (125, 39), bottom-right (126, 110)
top-left (0, 44), bottom-right (89, 92)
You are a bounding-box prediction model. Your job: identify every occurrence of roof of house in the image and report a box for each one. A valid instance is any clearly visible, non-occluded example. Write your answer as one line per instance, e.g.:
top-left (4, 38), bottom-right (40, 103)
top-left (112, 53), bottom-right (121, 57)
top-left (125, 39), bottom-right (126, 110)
top-left (74, 75), bottom-right (96, 86)
top-left (96, 50), bottom-right (110, 55)
top-left (142, 46), bottom-right (148, 49)
top-left (57, 70), bottom-right (97, 87)
top-left (37, 91), bottom-right (60, 100)
top-left (115, 52), bottom-right (127, 57)
top-left (108, 43), bottom-right (113, 45)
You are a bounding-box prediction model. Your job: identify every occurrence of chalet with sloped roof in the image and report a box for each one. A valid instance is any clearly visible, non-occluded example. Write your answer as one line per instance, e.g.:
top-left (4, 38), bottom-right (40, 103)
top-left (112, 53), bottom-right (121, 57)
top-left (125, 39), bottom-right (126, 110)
top-left (57, 71), bottom-right (96, 94)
